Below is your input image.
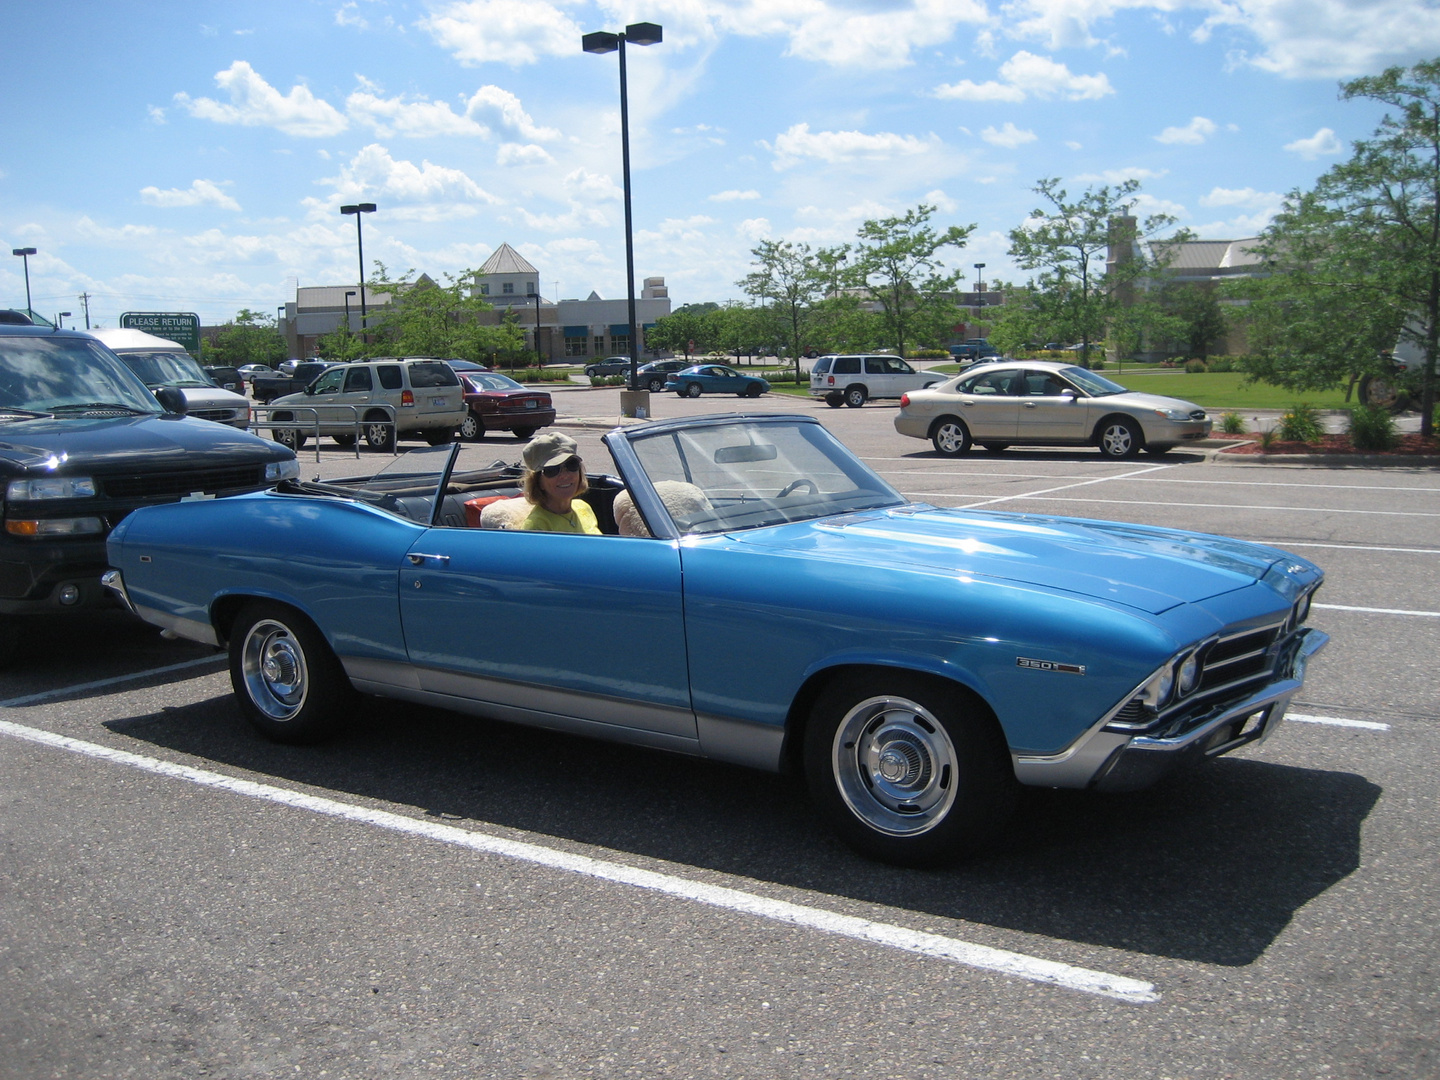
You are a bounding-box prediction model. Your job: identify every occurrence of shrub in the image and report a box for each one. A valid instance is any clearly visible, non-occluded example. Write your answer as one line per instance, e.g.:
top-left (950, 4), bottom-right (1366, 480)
top-left (1184, 358), bottom-right (1207, 373)
top-left (1220, 411), bottom-right (1247, 434)
top-left (909, 348), bottom-right (950, 359)
top-left (1208, 357), bottom-right (1235, 373)
top-left (1278, 402), bottom-right (1324, 444)
top-left (1257, 427), bottom-right (1277, 451)
top-left (1348, 404), bottom-right (1399, 451)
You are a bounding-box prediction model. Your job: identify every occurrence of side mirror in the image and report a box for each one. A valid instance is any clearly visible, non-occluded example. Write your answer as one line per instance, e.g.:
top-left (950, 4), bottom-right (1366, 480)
top-left (304, 383), bottom-right (317, 395)
top-left (154, 386), bottom-right (188, 415)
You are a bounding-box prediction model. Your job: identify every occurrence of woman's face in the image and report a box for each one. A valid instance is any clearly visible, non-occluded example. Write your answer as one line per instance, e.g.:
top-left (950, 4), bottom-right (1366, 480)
top-left (538, 456), bottom-right (582, 509)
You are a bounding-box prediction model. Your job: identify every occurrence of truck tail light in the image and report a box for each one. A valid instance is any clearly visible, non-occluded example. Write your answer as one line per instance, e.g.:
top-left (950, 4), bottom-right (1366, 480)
top-left (401, 390), bottom-right (415, 407)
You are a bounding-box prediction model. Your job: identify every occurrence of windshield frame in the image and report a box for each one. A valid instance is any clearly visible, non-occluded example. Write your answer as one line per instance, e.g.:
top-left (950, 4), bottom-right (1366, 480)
top-left (1059, 365), bottom-right (1130, 397)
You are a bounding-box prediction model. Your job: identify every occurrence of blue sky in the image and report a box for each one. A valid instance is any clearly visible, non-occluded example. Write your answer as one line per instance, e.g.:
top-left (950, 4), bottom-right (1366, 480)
top-left (4, 0), bottom-right (1438, 329)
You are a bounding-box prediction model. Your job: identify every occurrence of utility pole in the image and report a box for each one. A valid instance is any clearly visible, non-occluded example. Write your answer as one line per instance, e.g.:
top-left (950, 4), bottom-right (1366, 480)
top-left (78, 293), bottom-right (92, 328)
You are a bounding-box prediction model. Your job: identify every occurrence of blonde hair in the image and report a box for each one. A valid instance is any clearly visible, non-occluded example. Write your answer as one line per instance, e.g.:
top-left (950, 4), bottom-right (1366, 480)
top-left (523, 461), bottom-right (588, 505)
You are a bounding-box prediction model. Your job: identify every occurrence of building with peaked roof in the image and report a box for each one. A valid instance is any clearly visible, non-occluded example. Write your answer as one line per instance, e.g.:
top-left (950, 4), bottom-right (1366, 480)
top-left (279, 242), bottom-right (670, 361)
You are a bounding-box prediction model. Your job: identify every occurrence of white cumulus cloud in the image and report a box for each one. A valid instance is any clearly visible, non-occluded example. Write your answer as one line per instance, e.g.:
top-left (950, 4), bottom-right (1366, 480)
top-left (935, 51), bottom-right (1113, 103)
top-left (140, 179), bottom-right (242, 211)
top-left (419, 0), bottom-right (582, 66)
top-left (174, 61), bottom-right (348, 137)
top-left (465, 86), bottom-right (559, 141)
top-left (323, 144), bottom-right (498, 205)
top-left (766, 123), bottom-right (940, 170)
top-left (1155, 116), bottom-right (1218, 145)
top-left (347, 92), bottom-right (488, 138)
top-left (710, 190), bottom-right (761, 201)
top-left (981, 122), bottom-right (1038, 148)
top-left (1285, 127), bottom-right (1344, 159)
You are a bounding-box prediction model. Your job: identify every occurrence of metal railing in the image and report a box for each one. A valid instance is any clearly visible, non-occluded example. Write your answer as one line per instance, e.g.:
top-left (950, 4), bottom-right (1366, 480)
top-left (248, 403), bottom-right (397, 461)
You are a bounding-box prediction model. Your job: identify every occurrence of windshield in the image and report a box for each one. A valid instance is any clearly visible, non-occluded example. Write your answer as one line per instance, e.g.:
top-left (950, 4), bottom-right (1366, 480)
top-left (115, 349), bottom-right (213, 389)
top-left (625, 418), bottom-right (904, 534)
top-left (1061, 366), bottom-right (1129, 397)
top-left (0, 336), bottom-right (165, 415)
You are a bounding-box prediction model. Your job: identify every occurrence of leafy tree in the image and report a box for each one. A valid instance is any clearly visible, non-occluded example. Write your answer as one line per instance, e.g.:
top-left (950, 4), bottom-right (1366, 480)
top-left (647, 306), bottom-right (715, 358)
top-left (1238, 58), bottom-right (1440, 434)
top-left (845, 204), bottom-right (973, 357)
top-left (1008, 178), bottom-right (1185, 366)
top-left (203, 309), bottom-right (287, 368)
top-left (365, 267), bottom-right (521, 366)
top-left (702, 303), bottom-right (769, 364)
top-left (314, 323), bottom-right (366, 362)
top-left (737, 239), bottom-right (833, 379)
top-left (807, 295), bottom-right (883, 355)
top-left (1151, 282), bottom-right (1229, 360)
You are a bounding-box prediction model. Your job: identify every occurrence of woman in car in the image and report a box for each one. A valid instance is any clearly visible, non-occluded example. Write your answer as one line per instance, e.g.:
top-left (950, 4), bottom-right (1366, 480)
top-left (519, 431), bottom-right (601, 534)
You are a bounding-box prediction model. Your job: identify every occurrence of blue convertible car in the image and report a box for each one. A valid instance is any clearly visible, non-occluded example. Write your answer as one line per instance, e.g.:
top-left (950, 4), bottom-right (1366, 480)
top-left (104, 414), bottom-right (1326, 865)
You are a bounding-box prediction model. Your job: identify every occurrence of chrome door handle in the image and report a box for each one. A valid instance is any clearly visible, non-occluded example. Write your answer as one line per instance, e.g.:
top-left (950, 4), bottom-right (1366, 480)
top-left (407, 552), bottom-right (450, 565)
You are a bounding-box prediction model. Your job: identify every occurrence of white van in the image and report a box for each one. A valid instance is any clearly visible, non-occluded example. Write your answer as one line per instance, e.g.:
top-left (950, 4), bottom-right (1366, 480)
top-left (87, 328), bottom-right (251, 429)
top-left (809, 353), bottom-right (945, 408)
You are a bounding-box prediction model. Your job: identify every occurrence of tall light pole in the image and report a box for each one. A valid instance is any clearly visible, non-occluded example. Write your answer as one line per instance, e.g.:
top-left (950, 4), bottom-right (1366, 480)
top-left (340, 203), bottom-right (376, 341)
top-left (583, 21), bottom-right (662, 391)
top-left (344, 290), bottom-right (357, 336)
top-left (57, 311), bottom-right (71, 329)
top-left (12, 248), bottom-right (36, 318)
top-left (973, 262), bottom-right (985, 339)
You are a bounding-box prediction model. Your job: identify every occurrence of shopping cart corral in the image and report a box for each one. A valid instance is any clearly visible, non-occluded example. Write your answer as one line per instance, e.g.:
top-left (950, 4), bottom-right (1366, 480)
top-left (249, 403), bottom-right (398, 460)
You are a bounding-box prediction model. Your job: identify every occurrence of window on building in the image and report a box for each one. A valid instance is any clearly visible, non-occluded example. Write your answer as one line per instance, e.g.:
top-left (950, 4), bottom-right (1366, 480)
top-left (479, 284), bottom-right (490, 295)
top-left (565, 337), bottom-right (589, 357)
top-left (503, 282), bottom-right (515, 295)
top-left (610, 334), bottom-right (630, 355)
top-left (594, 335), bottom-right (607, 355)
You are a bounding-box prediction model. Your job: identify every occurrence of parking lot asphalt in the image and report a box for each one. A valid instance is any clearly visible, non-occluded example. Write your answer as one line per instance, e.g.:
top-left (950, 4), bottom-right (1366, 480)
top-left (1, 385), bottom-right (1437, 1079)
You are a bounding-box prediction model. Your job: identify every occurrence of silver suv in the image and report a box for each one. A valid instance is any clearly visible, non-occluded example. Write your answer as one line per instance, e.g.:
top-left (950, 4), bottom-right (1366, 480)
top-left (268, 358), bottom-right (466, 451)
top-left (809, 354), bottom-right (944, 408)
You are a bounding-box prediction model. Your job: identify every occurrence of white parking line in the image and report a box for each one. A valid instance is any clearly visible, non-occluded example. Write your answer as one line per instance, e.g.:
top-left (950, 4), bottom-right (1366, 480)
top-left (1314, 602), bottom-right (1440, 618)
top-left (0, 716), bottom-right (1158, 1004)
top-left (914, 493), bottom-right (1440, 518)
top-left (0, 654), bottom-right (225, 709)
top-left (1287, 713), bottom-right (1391, 731)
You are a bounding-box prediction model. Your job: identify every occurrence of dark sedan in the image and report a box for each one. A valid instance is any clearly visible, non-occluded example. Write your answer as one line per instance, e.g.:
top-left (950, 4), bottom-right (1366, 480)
top-left (457, 372), bottom-right (555, 441)
top-left (636, 359), bottom-right (692, 391)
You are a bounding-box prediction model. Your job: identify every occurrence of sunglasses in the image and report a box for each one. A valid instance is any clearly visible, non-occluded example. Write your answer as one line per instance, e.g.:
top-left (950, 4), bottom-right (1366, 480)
top-left (540, 456), bottom-right (582, 478)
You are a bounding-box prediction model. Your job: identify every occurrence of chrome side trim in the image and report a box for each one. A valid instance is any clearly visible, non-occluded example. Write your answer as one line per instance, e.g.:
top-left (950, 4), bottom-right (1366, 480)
top-left (1013, 730), bottom-right (1132, 789)
top-left (100, 569), bottom-right (133, 613)
top-left (130, 602), bottom-right (220, 648)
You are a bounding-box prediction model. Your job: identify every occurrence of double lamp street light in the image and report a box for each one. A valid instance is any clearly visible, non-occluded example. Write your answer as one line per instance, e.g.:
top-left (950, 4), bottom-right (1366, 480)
top-left (11, 247), bottom-right (36, 319)
top-left (340, 202), bottom-right (376, 341)
top-left (583, 21), bottom-right (661, 394)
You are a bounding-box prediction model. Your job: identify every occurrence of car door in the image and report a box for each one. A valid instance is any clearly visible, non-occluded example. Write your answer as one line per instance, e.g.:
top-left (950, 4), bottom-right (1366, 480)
top-left (397, 528), bottom-right (696, 745)
top-left (1017, 369), bottom-right (1089, 442)
top-left (299, 366), bottom-right (351, 431)
top-left (951, 367), bottom-right (1022, 439)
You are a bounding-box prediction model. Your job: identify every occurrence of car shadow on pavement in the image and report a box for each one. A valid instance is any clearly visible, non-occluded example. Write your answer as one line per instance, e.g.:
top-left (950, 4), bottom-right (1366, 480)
top-left (106, 692), bottom-right (1379, 968)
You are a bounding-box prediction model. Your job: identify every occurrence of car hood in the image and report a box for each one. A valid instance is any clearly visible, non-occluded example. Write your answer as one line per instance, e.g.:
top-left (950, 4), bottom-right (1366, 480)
top-left (732, 505), bottom-right (1315, 615)
top-left (1100, 390), bottom-right (1206, 413)
top-left (0, 415), bottom-right (289, 472)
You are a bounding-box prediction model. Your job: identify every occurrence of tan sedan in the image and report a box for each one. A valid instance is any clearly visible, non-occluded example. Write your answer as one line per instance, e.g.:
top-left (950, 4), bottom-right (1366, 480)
top-left (894, 360), bottom-right (1212, 458)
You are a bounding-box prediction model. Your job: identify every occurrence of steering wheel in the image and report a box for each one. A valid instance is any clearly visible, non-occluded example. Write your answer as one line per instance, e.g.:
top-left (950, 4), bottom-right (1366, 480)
top-left (777, 478), bottom-right (818, 497)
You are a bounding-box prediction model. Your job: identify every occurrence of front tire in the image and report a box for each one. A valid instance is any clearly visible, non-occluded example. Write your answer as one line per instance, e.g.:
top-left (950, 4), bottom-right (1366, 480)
top-left (332, 432), bottom-right (356, 448)
top-left (459, 413), bottom-right (482, 440)
top-left (804, 672), bottom-right (1015, 866)
top-left (930, 417), bottom-right (972, 456)
top-left (423, 428), bottom-right (454, 446)
top-left (272, 424), bottom-right (306, 451)
top-left (364, 417), bottom-right (396, 453)
top-left (228, 601), bottom-right (354, 744)
top-left (1359, 373), bottom-right (1411, 413)
top-left (1098, 417), bottom-right (1143, 457)
top-left (511, 426), bottom-right (537, 440)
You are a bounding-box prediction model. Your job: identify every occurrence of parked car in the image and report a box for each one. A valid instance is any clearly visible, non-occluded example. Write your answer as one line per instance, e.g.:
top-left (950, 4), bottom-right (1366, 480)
top-left (250, 362), bottom-right (336, 404)
top-left (0, 324), bottom-right (297, 663)
top-left (457, 372), bottom-right (555, 440)
top-left (949, 339), bottom-right (999, 363)
top-left (665, 364), bottom-right (769, 398)
top-left (203, 365), bottom-right (244, 393)
top-left (87, 328), bottom-right (251, 430)
top-left (104, 413), bottom-right (1326, 866)
top-left (809, 354), bottom-right (945, 408)
top-left (268, 358), bottom-right (467, 452)
top-left (636, 359), bottom-right (692, 392)
top-left (585, 356), bottom-right (634, 378)
top-left (237, 364), bottom-right (272, 384)
top-left (444, 359), bottom-right (491, 374)
top-left (895, 360), bottom-right (1212, 458)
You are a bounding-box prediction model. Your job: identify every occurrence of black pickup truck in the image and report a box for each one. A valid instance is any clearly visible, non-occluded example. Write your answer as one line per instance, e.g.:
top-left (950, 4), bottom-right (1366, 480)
top-left (250, 361), bottom-right (335, 404)
top-left (0, 324), bottom-right (298, 663)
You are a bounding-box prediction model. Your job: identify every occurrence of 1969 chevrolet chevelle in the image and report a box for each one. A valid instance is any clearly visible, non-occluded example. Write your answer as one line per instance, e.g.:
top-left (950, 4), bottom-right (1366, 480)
top-left (103, 414), bottom-right (1327, 865)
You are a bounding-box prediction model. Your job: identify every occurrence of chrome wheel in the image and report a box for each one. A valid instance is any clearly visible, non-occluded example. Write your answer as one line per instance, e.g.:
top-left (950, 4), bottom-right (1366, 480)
top-left (684, 383), bottom-right (702, 398)
top-left (365, 420), bottom-right (395, 452)
top-left (831, 694), bottom-right (959, 838)
top-left (931, 418), bottom-right (971, 456)
top-left (239, 618), bottom-right (310, 722)
top-left (459, 413), bottom-right (481, 440)
top-left (1099, 418), bottom-right (1142, 457)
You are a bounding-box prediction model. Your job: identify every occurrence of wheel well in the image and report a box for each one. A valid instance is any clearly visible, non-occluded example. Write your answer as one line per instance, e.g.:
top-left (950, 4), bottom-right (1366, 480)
top-left (928, 414), bottom-right (967, 438)
top-left (209, 594), bottom-right (315, 649)
top-left (780, 663), bottom-right (1005, 775)
top-left (846, 383), bottom-right (869, 396)
top-left (363, 408), bottom-right (392, 423)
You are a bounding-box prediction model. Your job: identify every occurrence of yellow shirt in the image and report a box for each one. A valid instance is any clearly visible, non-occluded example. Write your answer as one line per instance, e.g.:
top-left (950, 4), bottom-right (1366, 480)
top-left (519, 501), bottom-right (601, 534)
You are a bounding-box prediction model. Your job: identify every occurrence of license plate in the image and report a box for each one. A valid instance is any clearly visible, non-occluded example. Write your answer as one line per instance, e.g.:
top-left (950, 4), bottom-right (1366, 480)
top-left (525, 400), bottom-right (537, 409)
top-left (431, 397), bottom-right (448, 407)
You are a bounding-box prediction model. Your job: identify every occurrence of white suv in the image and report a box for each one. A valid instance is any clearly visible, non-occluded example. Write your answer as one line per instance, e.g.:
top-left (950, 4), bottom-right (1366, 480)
top-left (809, 354), bottom-right (944, 408)
top-left (268, 358), bottom-right (466, 451)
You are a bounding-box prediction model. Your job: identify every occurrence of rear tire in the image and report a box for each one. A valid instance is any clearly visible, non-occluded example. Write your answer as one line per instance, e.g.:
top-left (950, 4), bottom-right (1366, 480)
top-left (459, 413), bottom-right (482, 440)
top-left (228, 601), bottom-right (354, 744)
top-left (803, 671), bottom-right (1015, 866)
top-left (844, 386), bottom-right (867, 408)
top-left (364, 417), bottom-right (396, 453)
top-left (980, 442), bottom-right (1009, 453)
top-left (272, 423), bottom-right (306, 451)
top-left (930, 417), bottom-right (972, 456)
top-left (331, 432), bottom-right (356, 448)
top-left (423, 428), bottom-right (454, 446)
top-left (647, 377), bottom-right (666, 392)
top-left (824, 394), bottom-right (844, 409)
top-left (512, 426), bottom-right (537, 440)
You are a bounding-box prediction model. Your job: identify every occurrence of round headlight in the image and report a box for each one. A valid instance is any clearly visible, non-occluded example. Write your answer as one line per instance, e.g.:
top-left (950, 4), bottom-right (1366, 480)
top-left (1178, 652), bottom-right (1201, 695)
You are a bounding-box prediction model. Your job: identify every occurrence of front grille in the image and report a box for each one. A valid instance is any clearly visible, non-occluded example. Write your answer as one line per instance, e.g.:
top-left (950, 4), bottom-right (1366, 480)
top-left (1199, 624), bottom-right (1282, 692)
top-left (191, 408), bottom-right (244, 423)
top-left (102, 464), bottom-right (268, 500)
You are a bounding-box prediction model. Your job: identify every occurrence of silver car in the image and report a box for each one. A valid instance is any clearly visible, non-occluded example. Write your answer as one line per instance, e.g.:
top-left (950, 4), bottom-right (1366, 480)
top-left (894, 361), bottom-right (1212, 458)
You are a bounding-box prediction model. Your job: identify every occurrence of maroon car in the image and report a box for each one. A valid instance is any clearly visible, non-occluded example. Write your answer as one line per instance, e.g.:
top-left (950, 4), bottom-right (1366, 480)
top-left (457, 372), bottom-right (556, 440)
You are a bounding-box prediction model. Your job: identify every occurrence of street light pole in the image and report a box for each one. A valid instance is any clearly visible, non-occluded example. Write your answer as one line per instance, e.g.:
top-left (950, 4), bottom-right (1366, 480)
top-left (11, 248), bottom-right (36, 318)
top-left (583, 21), bottom-right (662, 392)
top-left (973, 262), bottom-right (985, 339)
top-left (344, 290), bottom-right (356, 336)
top-left (57, 311), bottom-right (71, 329)
top-left (340, 203), bottom-right (376, 342)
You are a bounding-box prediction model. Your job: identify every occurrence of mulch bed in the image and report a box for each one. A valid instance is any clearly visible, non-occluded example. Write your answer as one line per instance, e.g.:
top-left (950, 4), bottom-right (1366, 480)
top-left (1214, 433), bottom-right (1440, 457)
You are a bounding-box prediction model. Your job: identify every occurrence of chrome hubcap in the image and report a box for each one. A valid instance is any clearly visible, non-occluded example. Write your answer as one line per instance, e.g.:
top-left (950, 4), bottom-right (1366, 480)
top-left (241, 619), bottom-right (308, 721)
top-left (832, 695), bottom-right (958, 837)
